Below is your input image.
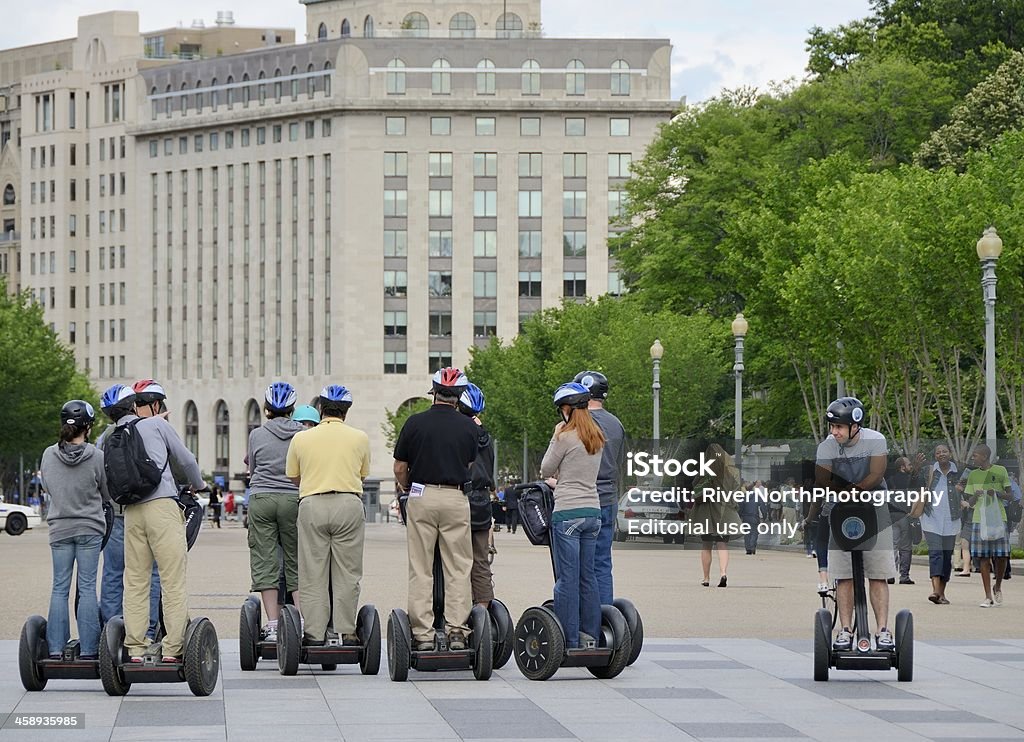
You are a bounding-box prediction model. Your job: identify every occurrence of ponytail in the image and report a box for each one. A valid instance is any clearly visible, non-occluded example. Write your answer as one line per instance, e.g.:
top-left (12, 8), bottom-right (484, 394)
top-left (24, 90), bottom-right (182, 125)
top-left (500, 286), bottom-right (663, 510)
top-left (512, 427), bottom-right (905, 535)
top-left (560, 408), bottom-right (605, 455)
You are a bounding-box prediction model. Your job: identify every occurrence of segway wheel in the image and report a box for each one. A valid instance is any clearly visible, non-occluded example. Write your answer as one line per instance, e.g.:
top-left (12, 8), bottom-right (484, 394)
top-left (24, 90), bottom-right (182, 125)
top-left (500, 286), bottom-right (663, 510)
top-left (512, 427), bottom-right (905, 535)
top-left (470, 605), bottom-right (493, 681)
top-left (184, 618), bottom-right (220, 697)
top-left (588, 606), bottom-right (632, 679)
top-left (386, 610), bottom-right (410, 682)
top-left (19, 616), bottom-right (47, 692)
top-left (358, 605), bottom-right (381, 676)
top-left (895, 609), bottom-right (913, 682)
top-left (513, 607), bottom-right (563, 682)
top-left (488, 599), bottom-right (514, 670)
top-left (813, 608), bottom-right (831, 682)
top-left (613, 598), bottom-right (644, 666)
top-left (239, 596), bottom-right (260, 671)
top-left (99, 617), bottom-right (131, 696)
top-left (277, 604), bottom-right (301, 676)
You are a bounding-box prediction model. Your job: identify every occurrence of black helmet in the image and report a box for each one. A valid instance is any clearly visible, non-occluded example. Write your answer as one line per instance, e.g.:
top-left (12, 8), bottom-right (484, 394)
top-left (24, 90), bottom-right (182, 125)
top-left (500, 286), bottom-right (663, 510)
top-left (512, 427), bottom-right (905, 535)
top-left (826, 397), bottom-right (865, 426)
top-left (61, 399), bottom-right (96, 428)
top-left (573, 370), bottom-right (608, 400)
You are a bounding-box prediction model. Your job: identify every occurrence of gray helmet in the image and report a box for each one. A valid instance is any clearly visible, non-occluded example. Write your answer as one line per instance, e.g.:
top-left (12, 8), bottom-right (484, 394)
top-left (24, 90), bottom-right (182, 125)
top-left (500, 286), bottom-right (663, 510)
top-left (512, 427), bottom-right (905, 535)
top-left (826, 397), bottom-right (864, 426)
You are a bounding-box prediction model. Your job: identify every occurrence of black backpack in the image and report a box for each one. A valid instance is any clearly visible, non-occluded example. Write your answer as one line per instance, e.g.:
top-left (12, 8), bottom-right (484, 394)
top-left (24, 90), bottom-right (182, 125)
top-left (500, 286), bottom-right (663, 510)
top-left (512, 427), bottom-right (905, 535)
top-left (517, 481), bottom-right (554, 546)
top-left (103, 419), bottom-right (168, 506)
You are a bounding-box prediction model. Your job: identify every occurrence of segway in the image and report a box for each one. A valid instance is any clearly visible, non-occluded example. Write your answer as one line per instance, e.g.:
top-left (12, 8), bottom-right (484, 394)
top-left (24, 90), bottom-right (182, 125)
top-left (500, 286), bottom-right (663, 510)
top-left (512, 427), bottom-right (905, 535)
top-left (512, 482), bottom-right (633, 681)
top-left (813, 499), bottom-right (913, 682)
top-left (239, 543), bottom-right (297, 670)
top-left (19, 504), bottom-right (116, 691)
top-left (98, 488), bottom-right (220, 696)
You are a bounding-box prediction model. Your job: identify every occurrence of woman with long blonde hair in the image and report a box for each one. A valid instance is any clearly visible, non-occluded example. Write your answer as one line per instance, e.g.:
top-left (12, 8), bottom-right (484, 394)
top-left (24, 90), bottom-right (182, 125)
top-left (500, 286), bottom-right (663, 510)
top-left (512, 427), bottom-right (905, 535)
top-left (689, 443), bottom-right (743, 587)
top-left (540, 382), bottom-right (606, 648)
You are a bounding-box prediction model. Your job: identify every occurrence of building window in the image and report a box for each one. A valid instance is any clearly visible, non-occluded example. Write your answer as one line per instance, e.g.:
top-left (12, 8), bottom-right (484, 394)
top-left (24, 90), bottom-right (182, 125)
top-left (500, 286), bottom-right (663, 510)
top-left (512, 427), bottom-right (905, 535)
top-left (430, 117), bottom-right (451, 136)
top-left (518, 153), bottom-right (542, 177)
top-left (474, 270), bottom-right (497, 298)
top-left (473, 190), bottom-right (497, 217)
top-left (611, 60), bottom-right (631, 95)
top-left (428, 230), bottom-right (453, 257)
top-left (518, 190), bottom-right (542, 217)
top-left (474, 230), bottom-right (497, 257)
top-left (563, 230), bottom-right (587, 256)
top-left (521, 60), bottom-right (540, 95)
top-left (246, 399), bottom-right (261, 435)
top-left (428, 352), bottom-right (453, 373)
top-left (475, 117), bottom-right (496, 136)
top-left (384, 351), bottom-right (408, 374)
top-left (610, 118), bottom-right (631, 136)
top-left (429, 152), bottom-right (453, 176)
top-left (563, 190), bottom-right (587, 217)
top-left (518, 230), bottom-right (542, 257)
top-left (497, 12), bottom-right (523, 38)
top-left (474, 152), bottom-right (497, 176)
top-left (384, 151), bottom-right (408, 176)
top-left (563, 153), bottom-right (587, 177)
top-left (450, 12), bottom-right (476, 37)
top-left (564, 271), bottom-right (587, 297)
top-left (474, 311), bottom-right (497, 337)
top-left (429, 312), bottom-right (452, 337)
top-left (384, 270), bottom-right (408, 296)
top-left (520, 117), bottom-right (540, 136)
top-left (608, 188), bottom-right (628, 218)
top-left (341, 18), bottom-right (351, 37)
top-left (401, 12), bottom-right (429, 37)
top-left (608, 270), bottom-right (626, 296)
top-left (384, 189), bottom-right (408, 216)
top-left (518, 270), bottom-right (542, 297)
top-left (429, 270), bottom-right (453, 297)
top-left (384, 310), bottom-right (408, 336)
top-left (385, 117), bottom-right (406, 136)
top-left (432, 59), bottom-right (451, 95)
top-left (608, 153), bottom-right (633, 178)
top-left (384, 229), bottom-right (408, 256)
top-left (386, 59), bottom-right (406, 95)
top-left (429, 189), bottom-right (453, 217)
top-left (184, 402), bottom-right (199, 456)
top-left (364, 15), bottom-right (375, 37)
top-left (477, 59), bottom-right (496, 95)
top-left (566, 60), bottom-right (586, 95)
top-left (214, 400), bottom-right (230, 469)
top-left (565, 118), bottom-right (586, 136)
top-left (317, 22), bottom-right (327, 40)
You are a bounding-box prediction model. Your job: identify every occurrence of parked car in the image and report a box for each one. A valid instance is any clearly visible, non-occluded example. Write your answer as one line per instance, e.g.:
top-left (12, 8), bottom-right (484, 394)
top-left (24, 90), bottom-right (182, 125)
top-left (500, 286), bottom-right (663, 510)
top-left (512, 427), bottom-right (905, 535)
top-left (1, 501), bottom-right (42, 536)
top-left (614, 488), bottom-right (688, 544)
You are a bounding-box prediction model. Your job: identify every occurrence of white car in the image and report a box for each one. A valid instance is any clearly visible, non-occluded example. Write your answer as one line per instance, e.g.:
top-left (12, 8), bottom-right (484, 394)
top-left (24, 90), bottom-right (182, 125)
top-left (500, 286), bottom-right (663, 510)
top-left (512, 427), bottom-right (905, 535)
top-left (1, 502), bottom-right (41, 536)
top-left (614, 490), bottom-right (688, 544)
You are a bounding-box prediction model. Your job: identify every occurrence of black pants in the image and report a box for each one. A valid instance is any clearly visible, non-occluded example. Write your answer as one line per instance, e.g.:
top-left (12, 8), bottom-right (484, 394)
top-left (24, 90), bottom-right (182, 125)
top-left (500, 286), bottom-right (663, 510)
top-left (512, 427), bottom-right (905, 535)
top-left (209, 503), bottom-right (222, 528)
top-left (505, 509), bottom-right (519, 533)
top-left (742, 517), bottom-right (758, 552)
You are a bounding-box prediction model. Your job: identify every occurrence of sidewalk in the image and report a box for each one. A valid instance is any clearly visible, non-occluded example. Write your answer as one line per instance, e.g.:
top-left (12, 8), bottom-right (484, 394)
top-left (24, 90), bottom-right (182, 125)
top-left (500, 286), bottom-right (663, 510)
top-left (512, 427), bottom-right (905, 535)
top-left (1, 638), bottom-right (1023, 741)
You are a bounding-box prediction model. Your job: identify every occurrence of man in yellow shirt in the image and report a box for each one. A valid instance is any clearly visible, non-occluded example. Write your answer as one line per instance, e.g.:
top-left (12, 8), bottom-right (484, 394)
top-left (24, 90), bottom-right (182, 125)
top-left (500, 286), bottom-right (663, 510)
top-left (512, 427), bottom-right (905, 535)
top-left (286, 385), bottom-right (370, 646)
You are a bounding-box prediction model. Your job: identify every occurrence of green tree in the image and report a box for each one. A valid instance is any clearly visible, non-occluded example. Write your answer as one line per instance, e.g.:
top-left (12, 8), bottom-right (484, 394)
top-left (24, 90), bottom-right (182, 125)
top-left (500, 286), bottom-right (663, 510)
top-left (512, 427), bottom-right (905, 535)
top-left (381, 397), bottom-right (431, 450)
top-left (0, 283), bottom-right (98, 491)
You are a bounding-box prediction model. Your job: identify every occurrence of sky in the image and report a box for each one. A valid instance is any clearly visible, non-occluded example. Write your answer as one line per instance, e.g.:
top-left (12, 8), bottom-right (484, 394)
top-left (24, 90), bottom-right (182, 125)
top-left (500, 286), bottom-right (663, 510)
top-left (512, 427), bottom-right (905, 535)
top-left (1, 0), bottom-right (873, 102)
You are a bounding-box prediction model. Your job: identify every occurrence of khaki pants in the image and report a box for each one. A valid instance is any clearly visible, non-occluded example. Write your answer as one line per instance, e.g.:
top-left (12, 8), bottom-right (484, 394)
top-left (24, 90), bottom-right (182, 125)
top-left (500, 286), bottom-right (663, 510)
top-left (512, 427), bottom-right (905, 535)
top-left (248, 493), bottom-right (299, 592)
top-left (406, 485), bottom-right (472, 642)
top-left (124, 498), bottom-right (188, 657)
top-left (297, 493), bottom-right (365, 641)
top-left (471, 528), bottom-right (494, 604)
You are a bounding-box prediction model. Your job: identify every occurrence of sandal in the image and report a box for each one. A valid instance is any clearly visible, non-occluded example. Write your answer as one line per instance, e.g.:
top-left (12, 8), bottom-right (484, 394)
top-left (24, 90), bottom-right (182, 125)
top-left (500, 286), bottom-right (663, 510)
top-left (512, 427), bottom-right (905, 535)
top-left (938, 597), bottom-right (950, 604)
top-left (928, 593), bottom-right (940, 604)
top-left (718, 576), bottom-right (728, 588)
top-left (701, 580), bottom-right (710, 587)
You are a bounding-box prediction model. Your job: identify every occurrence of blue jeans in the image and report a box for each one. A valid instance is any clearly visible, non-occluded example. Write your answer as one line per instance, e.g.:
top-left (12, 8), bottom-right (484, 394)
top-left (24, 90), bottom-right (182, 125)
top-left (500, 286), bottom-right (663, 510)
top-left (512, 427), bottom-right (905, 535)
top-left (48, 535), bottom-right (103, 656)
top-left (552, 516), bottom-right (602, 649)
top-left (100, 517), bottom-right (162, 637)
top-left (595, 502), bottom-right (616, 605)
top-left (924, 531), bottom-right (955, 582)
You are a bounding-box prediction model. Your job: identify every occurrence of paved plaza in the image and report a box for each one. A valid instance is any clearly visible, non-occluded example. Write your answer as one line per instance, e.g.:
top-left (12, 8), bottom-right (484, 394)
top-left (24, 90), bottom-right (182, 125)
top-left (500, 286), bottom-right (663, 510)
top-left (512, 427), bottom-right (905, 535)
top-left (1, 522), bottom-right (1022, 741)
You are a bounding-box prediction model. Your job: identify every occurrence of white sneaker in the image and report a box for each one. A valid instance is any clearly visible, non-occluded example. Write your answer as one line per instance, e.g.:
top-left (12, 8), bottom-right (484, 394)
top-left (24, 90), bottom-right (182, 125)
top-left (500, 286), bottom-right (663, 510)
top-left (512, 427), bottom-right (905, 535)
top-left (261, 620), bottom-right (278, 642)
top-left (993, 588), bottom-right (1003, 604)
top-left (979, 598), bottom-right (996, 608)
top-left (817, 582), bottom-right (829, 595)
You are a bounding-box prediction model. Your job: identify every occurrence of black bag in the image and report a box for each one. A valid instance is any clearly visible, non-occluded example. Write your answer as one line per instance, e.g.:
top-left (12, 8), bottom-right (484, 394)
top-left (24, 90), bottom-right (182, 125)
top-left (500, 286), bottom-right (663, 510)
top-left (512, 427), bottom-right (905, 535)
top-left (517, 482), bottom-right (554, 546)
top-left (103, 419), bottom-right (168, 506)
top-left (469, 490), bottom-right (493, 532)
top-left (1006, 499), bottom-right (1022, 527)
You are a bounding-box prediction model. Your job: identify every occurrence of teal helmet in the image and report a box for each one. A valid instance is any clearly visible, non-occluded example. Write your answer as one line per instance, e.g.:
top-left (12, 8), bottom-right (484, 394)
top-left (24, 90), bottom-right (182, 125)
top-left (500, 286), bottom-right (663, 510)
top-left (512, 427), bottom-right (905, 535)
top-left (293, 404), bottom-right (321, 425)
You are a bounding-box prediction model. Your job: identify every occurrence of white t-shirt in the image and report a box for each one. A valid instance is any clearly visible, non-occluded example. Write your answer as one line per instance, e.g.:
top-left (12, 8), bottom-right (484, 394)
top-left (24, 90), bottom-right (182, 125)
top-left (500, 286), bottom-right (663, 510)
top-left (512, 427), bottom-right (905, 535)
top-left (816, 427), bottom-right (888, 517)
top-left (921, 463), bottom-right (960, 537)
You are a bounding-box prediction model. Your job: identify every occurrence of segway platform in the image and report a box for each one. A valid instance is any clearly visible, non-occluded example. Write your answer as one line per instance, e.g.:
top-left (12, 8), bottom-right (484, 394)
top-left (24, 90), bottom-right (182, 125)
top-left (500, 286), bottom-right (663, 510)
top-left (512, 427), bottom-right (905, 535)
top-left (387, 603), bottom-right (492, 681)
top-left (277, 603), bottom-right (381, 675)
top-left (19, 618), bottom-right (101, 690)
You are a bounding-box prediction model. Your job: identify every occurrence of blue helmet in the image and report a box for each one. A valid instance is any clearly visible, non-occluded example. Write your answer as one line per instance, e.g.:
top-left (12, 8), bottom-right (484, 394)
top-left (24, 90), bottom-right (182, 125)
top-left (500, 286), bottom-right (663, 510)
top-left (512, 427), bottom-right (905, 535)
top-left (553, 382), bottom-right (591, 409)
top-left (458, 383), bottom-right (485, 416)
top-left (320, 385), bottom-right (354, 404)
top-left (293, 404), bottom-right (321, 425)
top-left (264, 381), bottom-right (297, 413)
top-left (101, 384), bottom-right (130, 411)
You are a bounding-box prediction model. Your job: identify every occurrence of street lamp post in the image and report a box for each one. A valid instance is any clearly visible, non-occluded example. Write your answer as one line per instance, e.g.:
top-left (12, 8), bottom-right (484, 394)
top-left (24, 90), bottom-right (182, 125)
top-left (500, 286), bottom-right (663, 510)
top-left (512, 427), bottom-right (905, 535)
top-left (732, 313), bottom-right (749, 470)
top-left (977, 227), bottom-right (1003, 458)
top-left (650, 339), bottom-right (664, 441)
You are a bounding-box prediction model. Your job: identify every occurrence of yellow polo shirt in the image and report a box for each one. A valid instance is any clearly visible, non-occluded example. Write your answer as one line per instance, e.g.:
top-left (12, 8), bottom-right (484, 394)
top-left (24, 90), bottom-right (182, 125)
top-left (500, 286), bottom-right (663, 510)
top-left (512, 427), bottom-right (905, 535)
top-left (285, 417), bottom-right (370, 498)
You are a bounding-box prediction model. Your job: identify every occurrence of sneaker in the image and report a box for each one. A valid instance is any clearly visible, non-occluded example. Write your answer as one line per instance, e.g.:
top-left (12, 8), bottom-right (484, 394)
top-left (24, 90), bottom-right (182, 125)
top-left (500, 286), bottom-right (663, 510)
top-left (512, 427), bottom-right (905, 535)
top-left (833, 627), bottom-right (853, 651)
top-left (806, 553), bottom-right (815, 558)
top-left (980, 598), bottom-right (996, 607)
top-left (955, 571), bottom-right (971, 577)
top-left (447, 631), bottom-right (467, 651)
top-left (993, 588), bottom-right (1003, 604)
top-left (811, 551), bottom-right (817, 558)
top-left (261, 622), bottom-right (278, 643)
top-left (342, 634), bottom-right (360, 646)
top-left (875, 628), bottom-right (894, 651)
top-left (817, 582), bottom-right (830, 595)
top-left (415, 640), bottom-right (434, 651)
top-left (161, 656), bottom-right (181, 664)
top-left (899, 578), bottom-right (915, 585)
top-left (886, 578), bottom-right (896, 584)
top-left (129, 656), bottom-right (145, 664)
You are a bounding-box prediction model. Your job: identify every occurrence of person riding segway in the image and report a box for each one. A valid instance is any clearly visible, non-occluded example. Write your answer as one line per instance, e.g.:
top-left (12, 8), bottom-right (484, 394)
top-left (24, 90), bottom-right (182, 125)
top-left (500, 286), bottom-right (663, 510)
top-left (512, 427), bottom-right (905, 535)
top-left (277, 385), bottom-right (380, 676)
top-left (389, 368), bottom-right (492, 681)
